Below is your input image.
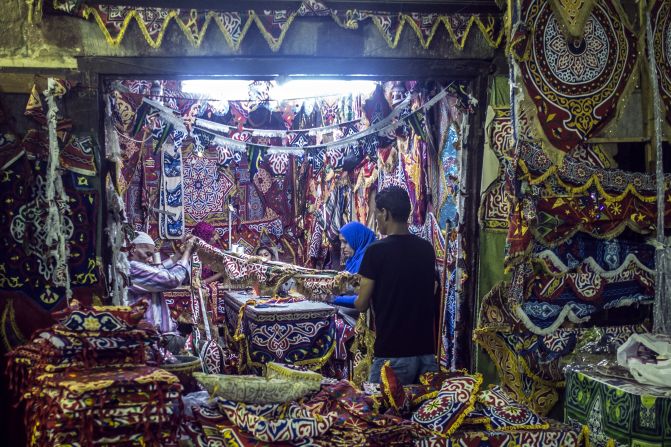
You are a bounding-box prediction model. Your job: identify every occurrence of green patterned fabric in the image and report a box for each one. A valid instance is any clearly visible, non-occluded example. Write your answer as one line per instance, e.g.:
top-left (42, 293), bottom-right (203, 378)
top-left (565, 369), bottom-right (671, 447)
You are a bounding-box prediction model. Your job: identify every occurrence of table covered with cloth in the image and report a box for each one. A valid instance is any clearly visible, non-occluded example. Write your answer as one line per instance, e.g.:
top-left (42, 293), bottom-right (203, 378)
top-left (565, 369), bottom-right (671, 446)
top-left (223, 290), bottom-right (336, 370)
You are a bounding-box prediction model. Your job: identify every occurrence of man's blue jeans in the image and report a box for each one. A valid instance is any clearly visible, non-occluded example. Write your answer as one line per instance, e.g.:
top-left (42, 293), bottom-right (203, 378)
top-left (369, 354), bottom-right (438, 385)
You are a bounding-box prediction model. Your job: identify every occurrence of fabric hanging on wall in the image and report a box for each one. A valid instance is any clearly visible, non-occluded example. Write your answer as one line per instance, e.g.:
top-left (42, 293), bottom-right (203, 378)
top-left (182, 145), bottom-right (236, 227)
top-left (650, 0), bottom-right (671, 127)
top-left (2, 162), bottom-right (100, 311)
top-left (159, 138), bottom-right (185, 239)
top-left (438, 126), bottom-right (460, 231)
top-left (515, 0), bottom-right (638, 152)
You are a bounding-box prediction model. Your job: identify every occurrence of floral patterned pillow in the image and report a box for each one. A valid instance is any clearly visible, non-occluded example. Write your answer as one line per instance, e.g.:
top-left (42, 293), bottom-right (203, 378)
top-left (477, 385), bottom-right (549, 431)
top-left (53, 300), bottom-right (148, 332)
top-left (411, 372), bottom-right (482, 436)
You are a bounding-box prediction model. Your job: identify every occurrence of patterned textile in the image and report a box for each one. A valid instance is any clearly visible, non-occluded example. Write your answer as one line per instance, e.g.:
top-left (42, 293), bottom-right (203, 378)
top-left (506, 190), bottom-right (671, 267)
top-left (381, 361), bottom-right (408, 413)
top-left (159, 138), bottom-right (185, 239)
top-left (217, 399), bottom-right (338, 443)
top-left (182, 145), bottom-right (235, 224)
top-left (651, 0), bottom-right (671, 126)
top-left (195, 241), bottom-right (358, 296)
top-left (438, 126), bottom-right (460, 231)
top-left (519, 141), bottom-right (663, 196)
top-left (565, 369), bottom-right (671, 446)
top-left (1, 164), bottom-right (100, 311)
top-left (412, 373), bottom-right (483, 436)
top-left (414, 420), bottom-right (585, 447)
top-left (516, 0), bottom-right (637, 151)
top-left (194, 373), bottom-right (320, 404)
top-left (190, 405), bottom-right (285, 447)
top-left (265, 361), bottom-right (324, 383)
top-left (25, 367), bottom-right (182, 447)
top-left (52, 300), bottom-right (147, 332)
top-left (222, 290), bottom-right (336, 370)
top-left (57, 2), bottom-right (503, 51)
top-left (515, 255), bottom-right (654, 332)
top-left (60, 135), bottom-right (97, 176)
top-left (7, 326), bottom-right (158, 398)
top-left (473, 325), bottom-right (646, 415)
top-left (477, 386), bottom-right (548, 431)
top-left (531, 233), bottom-right (655, 274)
top-left (479, 108), bottom-right (513, 232)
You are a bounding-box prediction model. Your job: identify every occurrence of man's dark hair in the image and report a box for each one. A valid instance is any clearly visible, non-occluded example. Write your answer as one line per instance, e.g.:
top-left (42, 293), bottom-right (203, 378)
top-left (375, 186), bottom-right (411, 222)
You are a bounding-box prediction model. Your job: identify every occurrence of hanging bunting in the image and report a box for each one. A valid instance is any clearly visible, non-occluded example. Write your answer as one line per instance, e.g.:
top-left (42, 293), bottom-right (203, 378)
top-left (50, 1), bottom-right (503, 52)
top-left (515, 0), bottom-right (638, 152)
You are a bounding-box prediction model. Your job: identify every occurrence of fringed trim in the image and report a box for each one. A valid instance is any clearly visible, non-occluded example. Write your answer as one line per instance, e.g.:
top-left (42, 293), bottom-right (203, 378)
top-left (441, 373), bottom-right (483, 437)
top-left (266, 362), bottom-right (323, 383)
top-left (518, 158), bottom-right (661, 203)
top-left (532, 251), bottom-right (655, 276)
top-left (80, 5), bottom-right (503, 52)
top-left (581, 424), bottom-right (591, 447)
top-left (514, 303), bottom-right (591, 336)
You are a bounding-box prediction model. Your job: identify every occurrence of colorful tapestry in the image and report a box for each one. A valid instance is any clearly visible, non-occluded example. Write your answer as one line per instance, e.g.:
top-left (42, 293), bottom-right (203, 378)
top-left (412, 373), bottom-right (483, 436)
top-left (651, 0), bottom-right (671, 126)
top-left (159, 138), bottom-right (185, 239)
top-left (506, 191), bottom-right (671, 267)
top-left (1, 163), bottom-right (100, 311)
top-left (518, 141), bottom-right (662, 196)
top-left (516, 0), bottom-right (638, 152)
top-left (531, 232), bottom-right (656, 274)
top-left (217, 399), bottom-right (338, 443)
top-left (414, 420), bottom-right (584, 447)
top-left (514, 255), bottom-right (654, 332)
top-left (222, 290), bottom-right (336, 370)
top-left (480, 100), bottom-right (526, 234)
top-left (477, 385), bottom-right (548, 431)
top-left (52, 1), bottom-right (503, 51)
top-left (565, 369), bottom-right (671, 446)
top-left (182, 144), bottom-right (236, 225)
top-left (438, 126), bottom-right (460, 231)
top-left (474, 325), bottom-right (646, 415)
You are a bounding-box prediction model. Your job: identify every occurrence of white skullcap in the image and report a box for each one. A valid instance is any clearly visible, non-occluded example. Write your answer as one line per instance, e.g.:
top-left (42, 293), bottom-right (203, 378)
top-left (131, 231), bottom-right (156, 246)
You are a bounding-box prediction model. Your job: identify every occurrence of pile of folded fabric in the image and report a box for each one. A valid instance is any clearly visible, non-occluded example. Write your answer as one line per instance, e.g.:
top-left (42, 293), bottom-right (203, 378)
top-left (6, 300), bottom-right (183, 447)
top-left (183, 362), bottom-right (584, 446)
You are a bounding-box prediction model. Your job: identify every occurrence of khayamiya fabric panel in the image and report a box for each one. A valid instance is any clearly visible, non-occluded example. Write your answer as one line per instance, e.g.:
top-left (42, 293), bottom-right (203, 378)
top-left (1, 162), bottom-right (100, 312)
top-left (505, 190), bottom-right (671, 268)
top-left (414, 420), bottom-right (584, 447)
top-left (473, 324), bottom-right (646, 415)
top-left (565, 369), bottom-right (671, 447)
top-left (518, 141), bottom-right (665, 197)
top-left (48, 0), bottom-right (503, 51)
top-left (650, 0), bottom-right (671, 127)
top-left (516, 0), bottom-right (638, 152)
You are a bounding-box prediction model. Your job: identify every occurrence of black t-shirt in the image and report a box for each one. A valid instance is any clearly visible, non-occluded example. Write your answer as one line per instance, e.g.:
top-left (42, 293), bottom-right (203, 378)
top-left (358, 234), bottom-right (436, 358)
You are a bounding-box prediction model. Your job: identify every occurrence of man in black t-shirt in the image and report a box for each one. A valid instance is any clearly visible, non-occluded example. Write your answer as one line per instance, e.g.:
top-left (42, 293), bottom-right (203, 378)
top-left (355, 186), bottom-right (438, 385)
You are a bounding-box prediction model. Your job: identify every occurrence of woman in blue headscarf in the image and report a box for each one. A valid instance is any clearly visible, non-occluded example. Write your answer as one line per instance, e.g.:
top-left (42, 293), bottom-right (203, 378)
top-left (332, 221), bottom-right (376, 307)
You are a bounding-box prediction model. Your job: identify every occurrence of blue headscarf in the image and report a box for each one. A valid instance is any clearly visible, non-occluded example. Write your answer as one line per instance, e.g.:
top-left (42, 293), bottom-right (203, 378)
top-left (340, 222), bottom-right (377, 273)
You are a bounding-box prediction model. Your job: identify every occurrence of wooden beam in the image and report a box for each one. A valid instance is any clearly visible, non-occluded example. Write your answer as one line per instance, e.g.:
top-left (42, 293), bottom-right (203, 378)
top-left (79, 56), bottom-right (494, 81)
top-left (88, 0), bottom-right (502, 14)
